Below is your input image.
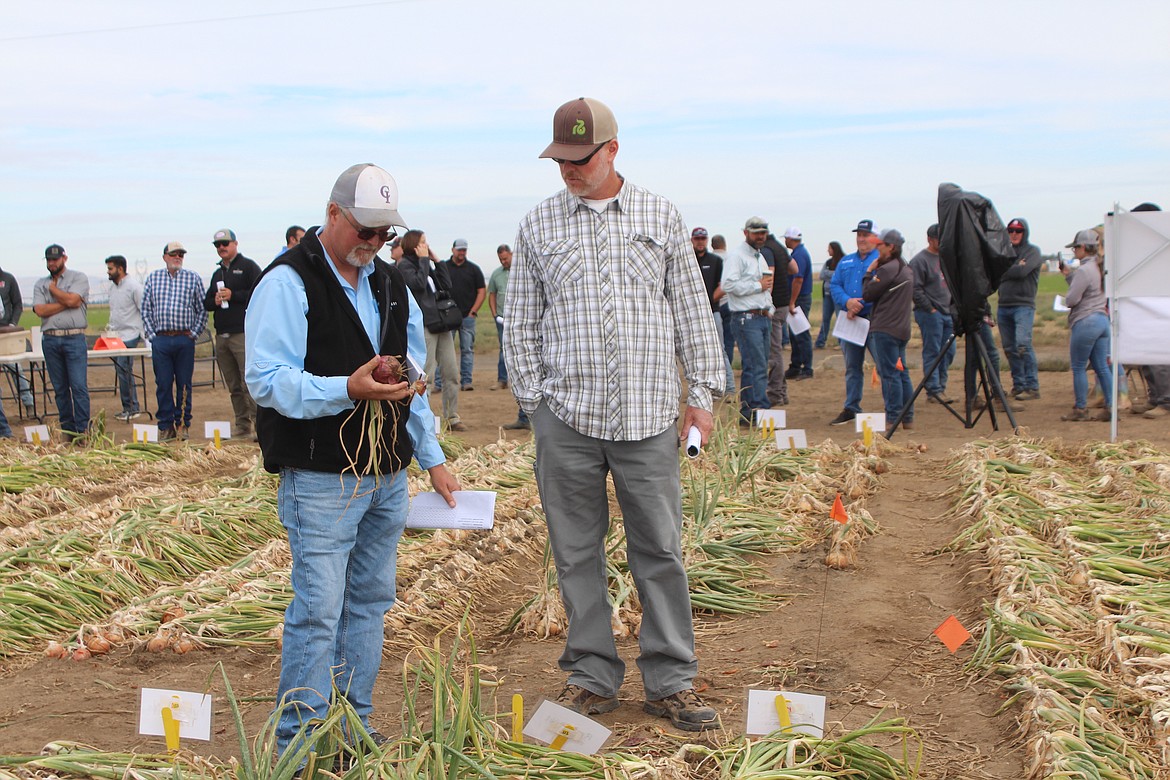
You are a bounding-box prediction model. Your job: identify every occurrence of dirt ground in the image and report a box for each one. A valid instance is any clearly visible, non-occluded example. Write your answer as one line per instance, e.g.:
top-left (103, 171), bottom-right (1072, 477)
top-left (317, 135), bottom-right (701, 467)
top-left (2, 341), bottom-right (1168, 777)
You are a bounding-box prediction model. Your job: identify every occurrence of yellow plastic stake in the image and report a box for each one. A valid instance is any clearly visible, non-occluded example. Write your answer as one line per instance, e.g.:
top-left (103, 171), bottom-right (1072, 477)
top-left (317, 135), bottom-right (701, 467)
top-left (32, 431), bottom-right (41, 446)
top-left (862, 420), bottom-right (873, 447)
top-left (511, 694), bottom-right (524, 745)
top-left (774, 694), bottom-right (792, 732)
top-left (549, 723), bottom-right (576, 751)
top-left (789, 440), bottom-right (799, 456)
top-left (162, 696), bottom-right (181, 751)
top-left (213, 430), bottom-right (222, 449)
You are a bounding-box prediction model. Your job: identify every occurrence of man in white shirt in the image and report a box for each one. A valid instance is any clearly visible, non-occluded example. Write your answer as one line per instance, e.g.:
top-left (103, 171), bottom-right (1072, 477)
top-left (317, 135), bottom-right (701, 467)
top-left (721, 217), bottom-right (775, 426)
top-left (105, 255), bottom-right (145, 420)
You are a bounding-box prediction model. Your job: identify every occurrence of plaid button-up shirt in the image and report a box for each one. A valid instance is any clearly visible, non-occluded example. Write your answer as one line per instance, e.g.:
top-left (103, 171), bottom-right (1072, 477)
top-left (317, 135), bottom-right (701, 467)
top-left (141, 267), bottom-right (207, 341)
top-left (507, 178), bottom-right (723, 441)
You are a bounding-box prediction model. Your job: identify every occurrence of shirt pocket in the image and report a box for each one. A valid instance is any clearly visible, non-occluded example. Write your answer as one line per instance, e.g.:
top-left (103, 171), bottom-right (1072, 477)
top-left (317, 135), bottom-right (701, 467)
top-left (538, 238), bottom-right (586, 302)
top-left (623, 233), bottom-right (667, 297)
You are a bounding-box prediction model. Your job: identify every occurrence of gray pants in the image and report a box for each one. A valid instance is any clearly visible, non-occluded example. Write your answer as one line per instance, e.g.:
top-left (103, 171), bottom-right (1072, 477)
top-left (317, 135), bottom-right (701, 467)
top-left (532, 403), bottom-right (697, 700)
top-left (216, 332), bottom-right (256, 434)
top-left (767, 309), bottom-right (789, 406)
top-left (424, 330), bottom-right (461, 424)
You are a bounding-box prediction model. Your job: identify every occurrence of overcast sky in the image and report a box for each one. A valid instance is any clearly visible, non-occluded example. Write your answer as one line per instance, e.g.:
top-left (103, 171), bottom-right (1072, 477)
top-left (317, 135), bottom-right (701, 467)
top-left (2, 0), bottom-right (1168, 288)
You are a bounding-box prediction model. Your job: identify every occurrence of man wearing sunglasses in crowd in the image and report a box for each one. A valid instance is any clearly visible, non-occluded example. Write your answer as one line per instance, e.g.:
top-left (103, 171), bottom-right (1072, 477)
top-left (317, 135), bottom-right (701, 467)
top-left (996, 217), bottom-right (1043, 401)
top-left (204, 229), bottom-right (262, 439)
top-left (245, 163), bottom-right (459, 760)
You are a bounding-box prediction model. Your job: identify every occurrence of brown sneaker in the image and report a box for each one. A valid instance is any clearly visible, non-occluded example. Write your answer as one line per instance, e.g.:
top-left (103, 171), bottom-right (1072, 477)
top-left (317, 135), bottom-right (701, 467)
top-left (1061, 407), bottom-right (1090, 422)
top-left (449, 421), bottom-right (467, 432)
top-left (643, 689), bottom-right (721, 732)
top-left (1143, 406), bottom-right (1169, 419)
top-left (556, 684), bottom-right (619, 716)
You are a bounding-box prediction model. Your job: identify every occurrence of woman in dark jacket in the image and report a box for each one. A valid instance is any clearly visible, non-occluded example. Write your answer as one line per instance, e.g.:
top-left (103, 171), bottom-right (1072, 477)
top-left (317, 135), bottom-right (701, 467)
top-left (397, 230), bottom-right (464, 431)
top-left (815, 241), bottom-right (845, 349)
top-left (862, 229), bottom-right (915, 432)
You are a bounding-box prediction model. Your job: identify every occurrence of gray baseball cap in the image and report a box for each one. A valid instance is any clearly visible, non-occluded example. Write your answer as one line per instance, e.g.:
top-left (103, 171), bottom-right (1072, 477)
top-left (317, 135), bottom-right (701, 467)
top-left (330, 163), bottom-right (407, 229)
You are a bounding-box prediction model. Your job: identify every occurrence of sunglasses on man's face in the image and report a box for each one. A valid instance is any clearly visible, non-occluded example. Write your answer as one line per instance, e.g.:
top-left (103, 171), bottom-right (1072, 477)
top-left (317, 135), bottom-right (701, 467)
top-left (213, 241), bottom-right (232, 248)
top-left (1007, 228), bottom-right (1024, 234)
top-left (166, 251), bottom-right (186, 258)
top-left (341, 209), bottom-right (396, 243)
top-left (552, 143), bottom-right (605, 166)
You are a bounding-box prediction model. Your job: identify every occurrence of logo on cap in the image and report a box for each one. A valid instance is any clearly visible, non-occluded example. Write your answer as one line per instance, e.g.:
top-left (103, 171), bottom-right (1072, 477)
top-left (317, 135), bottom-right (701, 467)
top-left (380, 185), bottom-right (392, 204)
top-left (572, 119), bottom-right (586, 136)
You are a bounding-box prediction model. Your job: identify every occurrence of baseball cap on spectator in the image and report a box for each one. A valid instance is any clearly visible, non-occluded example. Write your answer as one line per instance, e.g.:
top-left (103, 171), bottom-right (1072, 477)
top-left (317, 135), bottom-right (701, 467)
top-left (744, 217), bottom-right (769, 232)
top-left (163, 241), bottom-right (187, 256)
top-left (783, 227), bottom-right (802, 240)
top-left (880, 228), bottom-right (905, 247)
top-left (212, 229), bottom-right (237, 243)
top-left (540, 97), bottom-right (619, 162)
top-left (452, 239), bottom-right (468, 250)
top-left (927, 223), bottom-right (940, 240)
top-left (1066, 228), bottom-right (1099, 248)
top-left (852, 219), bottom-right (877, 234)
top-left (330, 163), bottom-right (407, 228)
top-left (692, 227), bottom-right (709, 238)
top-left (44, 244), bottom-right (65, 260)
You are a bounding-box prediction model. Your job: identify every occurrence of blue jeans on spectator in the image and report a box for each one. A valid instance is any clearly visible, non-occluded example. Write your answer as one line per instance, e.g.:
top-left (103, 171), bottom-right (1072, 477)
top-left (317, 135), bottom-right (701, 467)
top-left (871, 331), bottom-right (914, 425)
top-left (914, 310), bottom-right (956, 396)
top-left (274, 468), bottom-right (408, 756)
top-left (997, 305), bottom-right (1038, 394)
top-left (730, 312), bottom-right (771, 423)
top-left (1070, 312), bottom-right (1112, 410)
top-left (152, 334), bottom-right (195, 432)
top-left (816, 290), bottom-right (835, 348)
top-left (712, 311), bottom-right (735, 394)
top-left (113, 336), bottom-right (141, 414)
top-left (457, 315), bottom-right (476, 388)
top-left (841, 333), bottom-right (872, 414)
top-left (3, 365), bottom-right (33, 408)
top-left (0, 397), bottom-right (10, 438)
top-left (789, 302), bottom-right (813, 374)
top-left (494, 320), bottom-right (507, 384)
top-left (43, 333), bottom-right (90, 435)
top-left (719, 303), bottom-right (735, 366)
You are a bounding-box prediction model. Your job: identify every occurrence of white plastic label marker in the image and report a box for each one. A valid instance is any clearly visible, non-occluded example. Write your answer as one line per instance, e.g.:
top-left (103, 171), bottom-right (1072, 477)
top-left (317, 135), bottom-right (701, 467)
top-left (523, 700), bottom-right (611, 754)
top-left (774, 429), bottom-right (807, 450)
top-left (854, 413), bottom-right (885, 434)
top-left (24, 425), bottom-right (50, 444)
top-left (139, 688), bottom-right (212, 742)
top-left (133, 424), bottom-right (159, 443)
top-left (745, 689), bottom-right (826, 737)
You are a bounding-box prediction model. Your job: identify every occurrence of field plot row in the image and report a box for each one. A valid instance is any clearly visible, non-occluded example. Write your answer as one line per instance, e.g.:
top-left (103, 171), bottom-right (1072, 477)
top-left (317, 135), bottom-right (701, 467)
top-left (948, 439), bottom-right (1170, 778)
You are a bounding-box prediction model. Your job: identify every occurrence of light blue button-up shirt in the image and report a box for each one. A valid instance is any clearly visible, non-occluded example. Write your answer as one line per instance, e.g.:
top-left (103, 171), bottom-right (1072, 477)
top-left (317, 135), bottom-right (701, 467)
top-left (245, 239), bottom-right (444, 470)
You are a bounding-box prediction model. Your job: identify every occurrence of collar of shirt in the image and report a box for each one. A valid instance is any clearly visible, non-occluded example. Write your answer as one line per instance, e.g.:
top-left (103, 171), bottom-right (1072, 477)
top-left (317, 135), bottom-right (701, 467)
top-left (317, 233), bottom-right (380, 351)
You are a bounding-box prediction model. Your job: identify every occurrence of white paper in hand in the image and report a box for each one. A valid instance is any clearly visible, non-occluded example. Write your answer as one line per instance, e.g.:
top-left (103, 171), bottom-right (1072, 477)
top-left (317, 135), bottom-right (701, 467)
top-left (832, 314), bottom-right (870, 346)
top-left (407, 490), bottom-right (495, 530)
top-left (787, 307), bottom-right (811, 335)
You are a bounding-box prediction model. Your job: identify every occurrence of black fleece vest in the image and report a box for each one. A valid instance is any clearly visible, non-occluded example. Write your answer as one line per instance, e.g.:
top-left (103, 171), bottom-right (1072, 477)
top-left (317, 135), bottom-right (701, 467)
top-left (255, 233), bottom-right (413, 475)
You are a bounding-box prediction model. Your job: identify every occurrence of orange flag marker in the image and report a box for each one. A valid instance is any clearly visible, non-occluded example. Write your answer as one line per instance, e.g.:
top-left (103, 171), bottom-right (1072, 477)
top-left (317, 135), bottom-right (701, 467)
top-left (871, 367), bottom-right (880, 387)
top-left (896, 357), bottom-right (904, 371)
top-left (830, 493), bottom-right (849, 524)
top-left (933, 615), bottom-right (972, 653)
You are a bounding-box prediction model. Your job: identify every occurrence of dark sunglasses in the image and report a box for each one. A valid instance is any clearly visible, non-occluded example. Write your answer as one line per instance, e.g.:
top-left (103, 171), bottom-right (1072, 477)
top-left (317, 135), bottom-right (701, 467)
top-left (552, 143), bottom-right (605, 166)
top-left (341, 209), bottom-right (396, 242)
top-left (213, 240), bottom-right (232, 248)
top-left (1006, 228), bottom-right (1024, 234)
top-left (166, 251), bottom-right (186, 258)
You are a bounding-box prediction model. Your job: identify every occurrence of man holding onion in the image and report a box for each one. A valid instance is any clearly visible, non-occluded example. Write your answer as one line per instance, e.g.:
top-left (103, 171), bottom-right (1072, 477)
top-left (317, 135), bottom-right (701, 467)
top-left (245, 163), bottom-right (459, 759)
top-left (507, 97), bottom-right (725, 732)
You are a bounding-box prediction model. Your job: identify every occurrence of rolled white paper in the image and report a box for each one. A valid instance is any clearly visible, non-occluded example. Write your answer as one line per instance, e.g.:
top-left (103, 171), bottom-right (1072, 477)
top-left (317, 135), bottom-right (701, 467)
top-left (685, 425), bottom-right (702, 458)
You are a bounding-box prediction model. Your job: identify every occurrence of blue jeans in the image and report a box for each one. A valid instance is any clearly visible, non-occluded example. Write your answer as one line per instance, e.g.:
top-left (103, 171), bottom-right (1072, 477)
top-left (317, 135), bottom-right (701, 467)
top-left (712, 311), bottom-right (735, 394)
top-left (1070, 313), bottom-right (1112, 409)
top-left (997, 305), bottom-right (1038, 393)
top-left (914, 310), bottom-right (955, 396)
top-left (494, 320), bottom-right (507, 383)
top-left (457, 315), bottom-right (476, 388)
top-left (42, 333), bottom-right (90, 435)
top-left (0, 396), bottom-right (10, 438)
top-left (274, 468), bottom-right (408, 754)
top-left (840, 332), bottom-right (872, 413)
top-left (152, 334), bottom-right (195, 431)
top-left (789, 302), bottom-right (813, 373)
top-left (730, 312), bottom-right (771, 423)
top-left (815, 290), bottom-right (835, 348)
top-left (3, 364), bottom-right (33, 407)
top-left (113, 336), bottom-right (141, 413)
top-left (871, 332), bottom-right (914, 424)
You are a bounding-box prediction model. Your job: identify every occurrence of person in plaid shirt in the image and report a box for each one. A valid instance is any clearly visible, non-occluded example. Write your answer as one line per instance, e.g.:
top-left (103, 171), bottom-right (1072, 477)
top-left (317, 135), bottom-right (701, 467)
top-left (141, 241), bottom-right (207, 440)
top-left (506, 97), bottom-right (724, 732)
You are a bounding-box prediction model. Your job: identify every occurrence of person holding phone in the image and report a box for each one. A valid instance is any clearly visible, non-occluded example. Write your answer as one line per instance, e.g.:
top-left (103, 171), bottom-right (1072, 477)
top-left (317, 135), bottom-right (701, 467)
top-left (33, 244), bottom-right (90, 441)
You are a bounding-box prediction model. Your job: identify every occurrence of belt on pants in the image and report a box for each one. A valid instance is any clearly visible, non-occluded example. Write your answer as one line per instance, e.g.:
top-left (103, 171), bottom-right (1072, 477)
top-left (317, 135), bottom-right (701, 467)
top-left (157, 330), bottom-right (190, 337)
top-left (735, 309), bottom-right (771, 318)
top-left (43, 328), bottom-right (87, 337)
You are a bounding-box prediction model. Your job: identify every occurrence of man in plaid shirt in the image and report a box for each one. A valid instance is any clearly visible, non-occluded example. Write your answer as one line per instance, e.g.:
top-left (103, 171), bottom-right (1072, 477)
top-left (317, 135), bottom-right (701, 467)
top-left (506, 97), bottom-right (724, 732)
top-left (141, 241), bottom-right (207, 440)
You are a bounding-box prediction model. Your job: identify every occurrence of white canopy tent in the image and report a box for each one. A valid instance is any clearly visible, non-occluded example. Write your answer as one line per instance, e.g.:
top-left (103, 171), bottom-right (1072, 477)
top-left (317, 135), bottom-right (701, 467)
top-left (1105, 208), bottom-right (1170, 440)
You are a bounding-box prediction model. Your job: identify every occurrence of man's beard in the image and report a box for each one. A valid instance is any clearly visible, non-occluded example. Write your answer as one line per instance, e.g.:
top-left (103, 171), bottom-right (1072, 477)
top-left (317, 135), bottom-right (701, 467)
top-left (344, 245), bottom-right (377, 268)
